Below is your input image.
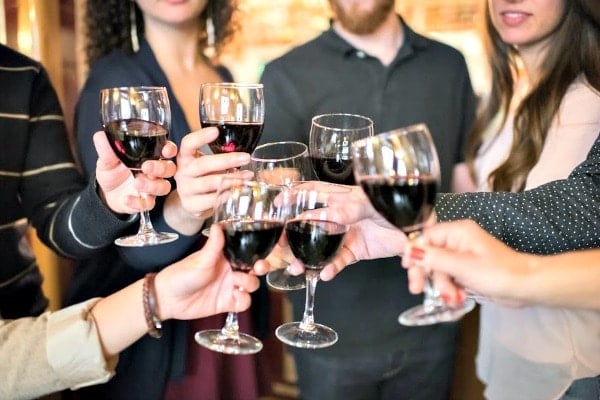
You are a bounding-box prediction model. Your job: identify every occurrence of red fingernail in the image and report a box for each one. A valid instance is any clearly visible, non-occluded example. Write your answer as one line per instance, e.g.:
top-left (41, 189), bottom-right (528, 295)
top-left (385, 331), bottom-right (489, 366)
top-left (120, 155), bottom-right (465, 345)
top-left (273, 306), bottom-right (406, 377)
top-left (441, 293), bottom-right (453, 303)
top-left (408, 247), bottom-right (425, 261)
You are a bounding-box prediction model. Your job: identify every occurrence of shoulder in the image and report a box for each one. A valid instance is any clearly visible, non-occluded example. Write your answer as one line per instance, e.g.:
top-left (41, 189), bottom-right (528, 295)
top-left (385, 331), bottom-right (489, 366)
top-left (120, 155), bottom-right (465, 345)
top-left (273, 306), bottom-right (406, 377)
top-left (558, 76), bottom-right (600, 124)
top-left (263, 34), bottom-right (326, 72)
top-left (0, 44), bottom-right (41, 70)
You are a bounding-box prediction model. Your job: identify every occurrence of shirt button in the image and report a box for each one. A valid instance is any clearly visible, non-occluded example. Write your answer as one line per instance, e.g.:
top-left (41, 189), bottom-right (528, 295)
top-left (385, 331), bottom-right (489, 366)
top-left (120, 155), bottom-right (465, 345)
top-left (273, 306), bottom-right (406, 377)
top-left (356, 51), bottom-right (366, 58)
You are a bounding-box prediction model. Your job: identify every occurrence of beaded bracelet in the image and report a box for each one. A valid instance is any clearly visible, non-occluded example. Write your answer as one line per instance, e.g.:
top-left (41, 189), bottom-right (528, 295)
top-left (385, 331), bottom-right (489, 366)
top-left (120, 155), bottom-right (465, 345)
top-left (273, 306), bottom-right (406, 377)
top-left (143, 273), bottom-right (162, 338)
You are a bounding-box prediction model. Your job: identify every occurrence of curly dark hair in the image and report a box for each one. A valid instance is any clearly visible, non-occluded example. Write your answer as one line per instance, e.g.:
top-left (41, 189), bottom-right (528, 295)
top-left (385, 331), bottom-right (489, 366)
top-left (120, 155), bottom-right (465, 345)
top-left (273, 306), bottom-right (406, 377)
top-left (84, 0), bottom-right (237, 68)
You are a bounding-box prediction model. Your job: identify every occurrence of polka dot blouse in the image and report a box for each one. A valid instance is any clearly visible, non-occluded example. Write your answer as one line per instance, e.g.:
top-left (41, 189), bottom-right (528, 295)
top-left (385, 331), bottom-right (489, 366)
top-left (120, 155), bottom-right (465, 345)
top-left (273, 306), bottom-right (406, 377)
top-left (436, 134), bottom-right (600, 255)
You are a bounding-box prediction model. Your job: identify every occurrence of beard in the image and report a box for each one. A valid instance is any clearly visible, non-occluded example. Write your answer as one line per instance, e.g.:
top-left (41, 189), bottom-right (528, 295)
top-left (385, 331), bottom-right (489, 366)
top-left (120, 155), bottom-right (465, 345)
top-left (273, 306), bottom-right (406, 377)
top-left (329, 0), bottom-right (395, 34)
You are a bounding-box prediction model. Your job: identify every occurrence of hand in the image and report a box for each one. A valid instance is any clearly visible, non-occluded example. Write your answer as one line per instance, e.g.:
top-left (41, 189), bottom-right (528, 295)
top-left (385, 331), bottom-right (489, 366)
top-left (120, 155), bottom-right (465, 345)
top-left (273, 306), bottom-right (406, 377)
top-left (402, 219), bottom-right (529, 307)
top-left (155, 224), bottom-right (260, 321)
top-left (93, 131), bottom-right (176, 214)
top-left (169, 128), bottom-right (253, 233)
top-left (318, 185), bottom-right (407, 280)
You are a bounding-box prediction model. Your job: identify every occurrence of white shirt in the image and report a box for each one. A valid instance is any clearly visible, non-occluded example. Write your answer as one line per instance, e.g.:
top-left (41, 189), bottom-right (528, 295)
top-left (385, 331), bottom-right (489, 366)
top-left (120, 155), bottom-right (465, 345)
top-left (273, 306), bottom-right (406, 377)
top-left (473, 76), bottom-right (600, 400)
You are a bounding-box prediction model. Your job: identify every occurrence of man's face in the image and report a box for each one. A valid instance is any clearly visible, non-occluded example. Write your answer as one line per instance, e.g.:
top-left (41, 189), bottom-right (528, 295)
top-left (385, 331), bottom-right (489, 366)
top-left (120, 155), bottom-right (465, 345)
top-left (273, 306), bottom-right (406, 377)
top-left (329, 0), bottom-right (396, 34)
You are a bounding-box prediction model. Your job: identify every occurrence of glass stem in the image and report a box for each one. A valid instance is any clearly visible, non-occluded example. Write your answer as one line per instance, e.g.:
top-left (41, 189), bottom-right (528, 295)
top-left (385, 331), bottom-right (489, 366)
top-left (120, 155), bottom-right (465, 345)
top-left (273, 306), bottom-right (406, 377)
top-left (299, 269), bottom-right (320, 331)
top-left (132, 170), bottom-right (157, 238)
top-left (221, 312), bottom-right (241, 340)
top-left (408, 231), bottom-right (444, 311)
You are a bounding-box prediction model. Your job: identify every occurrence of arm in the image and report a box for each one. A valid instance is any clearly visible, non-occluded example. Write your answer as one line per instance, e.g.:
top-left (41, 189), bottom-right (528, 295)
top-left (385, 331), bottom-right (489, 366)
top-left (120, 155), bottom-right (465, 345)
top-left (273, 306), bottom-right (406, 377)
top-left (317, 136), bottom-right (600, 278)
top-left (402, 219), bottom-right (600, 310)
top-left (436, 135), bottom-right (600, 254)
top-left (0, 224), bottom-right (259, 399)
top-left (24, 68), bottom-right (174, 258)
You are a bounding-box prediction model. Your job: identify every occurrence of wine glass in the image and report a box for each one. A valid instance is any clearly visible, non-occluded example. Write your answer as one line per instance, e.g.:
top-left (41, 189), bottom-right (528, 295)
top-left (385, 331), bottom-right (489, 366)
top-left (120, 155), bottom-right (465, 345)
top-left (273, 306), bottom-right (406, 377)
top-left (352, 123), bottom-right (476, 326)
top-left (194, 177), bottom-right (288, 354)
top-left (309, 113), bottom-right (374, 184)
top-left (101, 86), bottom-right (179, 247)
top-left (250, 141), bottom-right (317, 291)
top-left (275, 181), bottom-right (350, 349)
top-left (199, 82), bottom-right (264, 154)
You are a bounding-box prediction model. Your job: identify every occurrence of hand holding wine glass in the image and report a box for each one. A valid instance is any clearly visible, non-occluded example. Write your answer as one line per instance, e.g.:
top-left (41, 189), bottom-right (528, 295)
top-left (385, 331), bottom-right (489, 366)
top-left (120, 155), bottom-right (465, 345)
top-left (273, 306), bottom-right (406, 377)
top-left (352, 124), bottom-right (475, 326)
top-left (194, 177), bottom-right (289, 354)
top-left (101, 86), bottom-right (179, 247)
top-left (199, 82), bottom-right (264, 154)
top-left (309, 113), bottom-right (374, 184)
top-left (275, 181), bottom-right (350, 349)
top-left (250, 141), bottom-right (317, 291)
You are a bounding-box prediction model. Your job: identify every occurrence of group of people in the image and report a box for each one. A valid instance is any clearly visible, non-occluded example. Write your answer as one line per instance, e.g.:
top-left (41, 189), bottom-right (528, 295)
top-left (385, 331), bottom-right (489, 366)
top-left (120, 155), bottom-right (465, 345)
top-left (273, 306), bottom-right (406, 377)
top-left (2, 1), bottom-right (600, 400)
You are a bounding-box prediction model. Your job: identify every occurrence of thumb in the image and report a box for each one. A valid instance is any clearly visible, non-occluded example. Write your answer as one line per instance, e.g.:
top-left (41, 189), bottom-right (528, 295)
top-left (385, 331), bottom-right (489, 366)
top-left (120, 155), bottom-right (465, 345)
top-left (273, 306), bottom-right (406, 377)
top-left (93, 131), bottom-right (122, 171)
top-left (199, 224), bottom-right (225, 265)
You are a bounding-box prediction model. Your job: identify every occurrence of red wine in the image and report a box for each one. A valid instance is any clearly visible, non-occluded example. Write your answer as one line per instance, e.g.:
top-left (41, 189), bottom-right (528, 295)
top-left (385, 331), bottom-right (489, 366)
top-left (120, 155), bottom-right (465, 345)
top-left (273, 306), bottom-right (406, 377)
top-left (360, 176), bottom-right (437, 232)
top-left (285, 220), bottom-right (346, 270)
top-left (311, 156), bottom-right (355, 185)
top-left (201, 121), bottom-right (263, 154)
top-left (104, 119), bottom-right (168, 170)
top-left (220, 220), bottom-right (284, 272)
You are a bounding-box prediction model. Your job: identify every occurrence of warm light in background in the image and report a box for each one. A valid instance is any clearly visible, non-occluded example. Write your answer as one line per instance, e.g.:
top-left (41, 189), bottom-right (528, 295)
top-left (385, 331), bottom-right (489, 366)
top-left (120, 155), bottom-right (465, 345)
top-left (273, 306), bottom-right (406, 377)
top-left (222, 0), bottom-right (489, 96)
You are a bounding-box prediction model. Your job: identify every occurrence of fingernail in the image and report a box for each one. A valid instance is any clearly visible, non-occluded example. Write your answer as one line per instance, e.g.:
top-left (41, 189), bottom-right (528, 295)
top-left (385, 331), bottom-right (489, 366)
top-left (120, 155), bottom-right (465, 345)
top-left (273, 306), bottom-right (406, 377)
top-left (408, 246), bottom-right (425, 261)
top-left (441, 293), bottom-right (453, 303)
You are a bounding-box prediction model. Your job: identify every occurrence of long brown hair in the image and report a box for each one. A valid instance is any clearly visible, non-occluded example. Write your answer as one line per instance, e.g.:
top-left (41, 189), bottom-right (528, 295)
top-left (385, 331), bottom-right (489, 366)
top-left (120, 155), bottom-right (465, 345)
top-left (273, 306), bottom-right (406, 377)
top-left (84, 0), bottom-right (237, 69)
top-left (465, 0), bottom-right (600, 192)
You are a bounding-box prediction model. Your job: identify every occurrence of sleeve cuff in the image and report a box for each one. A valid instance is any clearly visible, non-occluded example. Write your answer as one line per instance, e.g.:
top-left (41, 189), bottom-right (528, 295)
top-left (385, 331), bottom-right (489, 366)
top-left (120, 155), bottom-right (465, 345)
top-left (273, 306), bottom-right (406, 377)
top-left (46, 299), bottom-right (119, 389)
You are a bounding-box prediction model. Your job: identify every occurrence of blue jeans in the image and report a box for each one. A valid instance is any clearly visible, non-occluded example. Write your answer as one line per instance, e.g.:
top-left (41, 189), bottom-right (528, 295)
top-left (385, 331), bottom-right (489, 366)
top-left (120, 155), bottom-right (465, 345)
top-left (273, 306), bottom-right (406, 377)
top-left (290, 343), bottom-right (456, 400)
top-left (560, 376), bottom-right (600, 400)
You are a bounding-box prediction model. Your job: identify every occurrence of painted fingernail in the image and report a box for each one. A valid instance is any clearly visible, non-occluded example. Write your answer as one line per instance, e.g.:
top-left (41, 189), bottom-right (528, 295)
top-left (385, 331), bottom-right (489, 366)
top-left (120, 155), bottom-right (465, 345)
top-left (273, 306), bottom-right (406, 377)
top-left (408, 246), bottom-right (425, 261)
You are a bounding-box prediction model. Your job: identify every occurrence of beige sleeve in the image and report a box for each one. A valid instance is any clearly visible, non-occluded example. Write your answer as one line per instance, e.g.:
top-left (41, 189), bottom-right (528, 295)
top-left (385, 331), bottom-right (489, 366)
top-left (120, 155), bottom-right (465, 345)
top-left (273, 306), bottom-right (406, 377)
top-left (0, 298), bottom-right (119, 400)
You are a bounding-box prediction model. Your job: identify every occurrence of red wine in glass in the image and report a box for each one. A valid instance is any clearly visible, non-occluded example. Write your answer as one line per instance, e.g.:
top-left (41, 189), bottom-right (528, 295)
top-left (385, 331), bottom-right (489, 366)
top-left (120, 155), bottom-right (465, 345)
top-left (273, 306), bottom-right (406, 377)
top-left (104, 119), bottom-right (168, 169)
top-left (285, 220), bottom-right (346, 269)
top-left (275, 182), bottom-right (350, 349)
top-left (310, 155), bottom-right (355, 185)
top-left (201, 121), bottom-right (263, 154)
top-left (221, 219), bottom-right (284, 272)
top-left (359, 175), bottom-right (438, 233)
top-left (199, 83), bottom-right (264, 155)
top-left (352, 124), bottom-right (475, 326)
top-left (195, 178), bottom-right (287, 355)
top-left (100, 86), bottom-right (178, 247)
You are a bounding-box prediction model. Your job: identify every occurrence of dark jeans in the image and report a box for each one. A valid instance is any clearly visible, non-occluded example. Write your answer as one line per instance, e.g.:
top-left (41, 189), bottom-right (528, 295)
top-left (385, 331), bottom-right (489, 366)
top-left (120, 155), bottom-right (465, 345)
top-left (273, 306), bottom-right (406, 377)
top-left (560, 376), bottom-right (600, 400)
top-left (291, 343), bottom-right (455, 400)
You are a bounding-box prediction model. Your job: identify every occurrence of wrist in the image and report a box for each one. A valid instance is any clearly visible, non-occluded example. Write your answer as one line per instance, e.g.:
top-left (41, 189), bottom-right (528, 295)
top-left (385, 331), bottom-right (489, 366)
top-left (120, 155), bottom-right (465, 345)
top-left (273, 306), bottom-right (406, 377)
top-left (164, 190), bottom-right (210, 235)
top-left (142, 273), bottom-right (162, 338)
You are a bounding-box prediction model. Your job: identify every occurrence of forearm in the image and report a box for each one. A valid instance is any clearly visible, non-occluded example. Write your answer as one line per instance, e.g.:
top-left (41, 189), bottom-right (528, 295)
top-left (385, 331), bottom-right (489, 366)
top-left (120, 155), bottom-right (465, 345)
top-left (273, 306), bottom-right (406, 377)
top-left (436, 175), bottom-right (600, 254)
top-left (90, 279), bottom-right (148, 359)
top-left (518, 250), bottom-right (600, 310)
top-left (41, 180), bottom-right (135, 258)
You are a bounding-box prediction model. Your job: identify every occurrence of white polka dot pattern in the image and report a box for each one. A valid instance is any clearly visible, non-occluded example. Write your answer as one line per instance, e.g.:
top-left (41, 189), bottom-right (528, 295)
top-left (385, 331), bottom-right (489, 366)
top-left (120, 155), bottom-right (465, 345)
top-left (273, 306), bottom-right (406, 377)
top-left (436, 135), bottom-right (600, 255)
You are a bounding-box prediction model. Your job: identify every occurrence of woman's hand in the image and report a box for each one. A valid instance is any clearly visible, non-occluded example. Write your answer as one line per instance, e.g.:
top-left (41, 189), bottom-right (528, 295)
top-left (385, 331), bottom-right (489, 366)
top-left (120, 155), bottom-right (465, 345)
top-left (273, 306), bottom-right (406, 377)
top-left (155, 224), bottom-right (260, 321)
top-left (166, 128), bottom-right (253, 235)
top-left (402, 220), bottom-right (530, 307)
top-left (318, 185), bottom-right (407, 280)
top-left (94, 131), bottom-right (176, 214)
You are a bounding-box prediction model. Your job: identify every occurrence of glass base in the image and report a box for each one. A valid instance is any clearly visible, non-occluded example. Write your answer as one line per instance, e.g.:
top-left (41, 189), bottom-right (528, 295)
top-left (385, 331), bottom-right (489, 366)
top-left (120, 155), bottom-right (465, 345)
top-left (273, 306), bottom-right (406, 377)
top-left (194, 329), bottom-right (263, 355)
top-left (114, 231), bottom-right (179, 247)
top-left (398, 297), bottom-right (476, 326)
top-left (275, 322), bottom-right (338, 349)
top-left (266, 269), bottom-right (306, 291)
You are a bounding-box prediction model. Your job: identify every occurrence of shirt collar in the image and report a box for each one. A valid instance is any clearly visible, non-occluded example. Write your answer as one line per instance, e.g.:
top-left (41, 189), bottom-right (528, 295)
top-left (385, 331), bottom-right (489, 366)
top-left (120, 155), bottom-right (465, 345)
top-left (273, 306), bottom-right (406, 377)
top-left (321, 15), bottom-right (429, 61)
